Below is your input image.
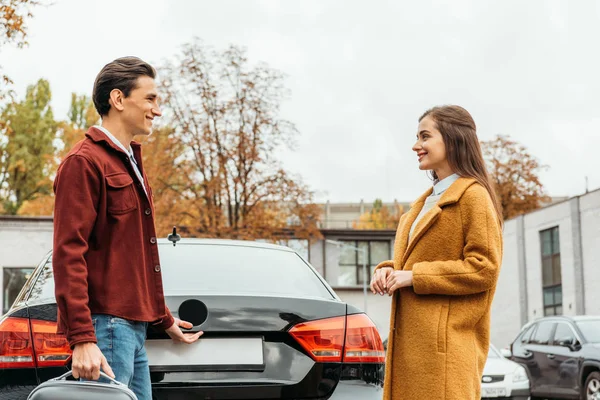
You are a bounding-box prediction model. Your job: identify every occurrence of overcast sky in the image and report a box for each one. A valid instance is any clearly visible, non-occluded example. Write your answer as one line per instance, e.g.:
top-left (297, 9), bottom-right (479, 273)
top-left (2, 0), bottom-right (599, 203)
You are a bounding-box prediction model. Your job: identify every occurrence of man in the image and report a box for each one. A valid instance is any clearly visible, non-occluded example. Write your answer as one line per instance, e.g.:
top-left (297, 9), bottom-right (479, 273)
top-left (52, 57), bottom-right (202, 399)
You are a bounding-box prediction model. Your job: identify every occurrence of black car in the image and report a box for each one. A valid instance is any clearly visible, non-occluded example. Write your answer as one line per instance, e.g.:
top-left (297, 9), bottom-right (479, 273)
top-left (0, 239), bottom-right (385, 399)
top-left (508, 315), bottom-right (600, 400)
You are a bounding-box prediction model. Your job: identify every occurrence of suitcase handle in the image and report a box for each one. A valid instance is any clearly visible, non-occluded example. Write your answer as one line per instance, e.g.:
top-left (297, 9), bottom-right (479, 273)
top-left (53, 370), bottom-right (125, 386)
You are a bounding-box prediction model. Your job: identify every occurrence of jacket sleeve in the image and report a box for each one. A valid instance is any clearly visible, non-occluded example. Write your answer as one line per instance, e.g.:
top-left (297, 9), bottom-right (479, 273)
top-left (411, 185), bottom-right (502, 296)
top-left (52, 155), bottom-right (100, 347)
top-left (152, 306), bottom-right (175, 330)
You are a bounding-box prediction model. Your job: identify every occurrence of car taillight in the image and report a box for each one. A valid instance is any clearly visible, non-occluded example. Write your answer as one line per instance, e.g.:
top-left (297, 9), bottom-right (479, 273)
top-left (0, 316), bottom-right (71, 369)
top-left (289, 316), bottom-right (345, 362)
top-left (31, 319), bottom-right (71, 367)
top-left (342, 313), bottom-right (385, 363)
top-left (289, 313), bottom-right (385, 364)
top-left (0, 316), bottom-right (35, 368)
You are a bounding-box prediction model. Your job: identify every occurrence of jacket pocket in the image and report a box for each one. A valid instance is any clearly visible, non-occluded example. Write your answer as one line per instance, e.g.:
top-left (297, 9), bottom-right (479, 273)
top-left (106, 172), bottom-right (137, 214)
top-left (437, 302), bottom-right (449, 353)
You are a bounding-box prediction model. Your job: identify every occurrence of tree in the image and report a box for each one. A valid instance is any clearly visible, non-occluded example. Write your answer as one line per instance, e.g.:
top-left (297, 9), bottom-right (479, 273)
top-left (481, 134), bottom-right (550, 220)
top-left (58, 93), bottom-right (99, 158)
top-left (0, 78), bottom-right (57, 214)
top-left (1, 0), bottom-right (46, 98)
top-left (353, 199), bottom-right (403, 229)
top-left (15, 94), bottom-right (98, 215)
top-left (151, 40), bottom-right (321, 240)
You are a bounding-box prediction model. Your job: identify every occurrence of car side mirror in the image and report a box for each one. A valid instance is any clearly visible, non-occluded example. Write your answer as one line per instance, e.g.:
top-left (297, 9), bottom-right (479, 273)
top-left (500, 348), bottom-right (512, 358)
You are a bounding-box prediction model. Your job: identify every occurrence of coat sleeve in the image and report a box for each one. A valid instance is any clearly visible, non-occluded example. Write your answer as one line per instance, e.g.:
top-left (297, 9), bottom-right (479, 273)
top-left (52, 155), bottom-right (100, 347)
top-left (411, 185), bottom-right (502, 296)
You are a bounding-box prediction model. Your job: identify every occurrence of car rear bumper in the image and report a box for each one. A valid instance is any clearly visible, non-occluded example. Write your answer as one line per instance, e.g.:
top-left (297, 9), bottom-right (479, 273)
top-left (151, 381), bottom-right (384, 400)
top-left (328, 380), bottom-right (383, 399)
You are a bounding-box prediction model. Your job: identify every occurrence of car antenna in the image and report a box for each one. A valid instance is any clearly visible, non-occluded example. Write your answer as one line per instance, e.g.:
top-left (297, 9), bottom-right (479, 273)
top-left (167, 226), bottom-right (181, 247)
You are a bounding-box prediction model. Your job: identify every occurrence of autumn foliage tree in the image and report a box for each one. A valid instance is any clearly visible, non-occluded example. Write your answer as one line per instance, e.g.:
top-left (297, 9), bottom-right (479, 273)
top-left (481, 134), bottom-right (550, 220)
top-left (17, 94), bottom-right (99, 215)
top-left (0, 78), bottom-right (57, 214)
top-left (149, 40), bottom-right (321, 240)
top-left (1, 0), bottom-right (46, 98)
top-left (353, 199), bottom-right (403, 230)
top-left (58, 94), bottom-right (99, 158)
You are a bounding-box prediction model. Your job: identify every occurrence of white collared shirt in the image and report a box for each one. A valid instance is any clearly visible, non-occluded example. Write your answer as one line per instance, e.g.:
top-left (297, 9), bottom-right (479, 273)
top-left (95, 125), bottom-right (148, 197)
top-left (432, 173), bottom-right (460, 196)
top-left (409, 173), bottom-right (460, 240)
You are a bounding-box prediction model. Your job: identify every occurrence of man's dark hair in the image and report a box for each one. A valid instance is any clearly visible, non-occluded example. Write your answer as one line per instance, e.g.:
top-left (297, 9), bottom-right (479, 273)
top-left (92, 56), bottom-right (156, 117)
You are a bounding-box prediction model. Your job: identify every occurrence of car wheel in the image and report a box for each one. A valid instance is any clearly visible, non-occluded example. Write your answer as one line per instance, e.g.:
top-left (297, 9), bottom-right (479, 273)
top-left (584, 371), bottom-right (600, 400)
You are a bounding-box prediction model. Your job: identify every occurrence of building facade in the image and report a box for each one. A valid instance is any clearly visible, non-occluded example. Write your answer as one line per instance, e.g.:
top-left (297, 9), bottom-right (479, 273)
top-left (2, 190), bottom-right (599, 350)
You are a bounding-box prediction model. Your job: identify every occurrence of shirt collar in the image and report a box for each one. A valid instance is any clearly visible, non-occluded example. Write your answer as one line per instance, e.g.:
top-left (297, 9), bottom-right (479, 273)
top-left (95, 125), bottom-right (136, 163)
top-left (433, 173), bottom-right (460, 196)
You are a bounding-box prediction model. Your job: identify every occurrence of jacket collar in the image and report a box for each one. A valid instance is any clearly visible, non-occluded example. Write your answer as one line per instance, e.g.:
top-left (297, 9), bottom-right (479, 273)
top-left (397, 177), bottom-right (478, 266)
top-left (85, 127), bottom-right (145, 176)
top-left (85, 126), bottom-right (142, 156)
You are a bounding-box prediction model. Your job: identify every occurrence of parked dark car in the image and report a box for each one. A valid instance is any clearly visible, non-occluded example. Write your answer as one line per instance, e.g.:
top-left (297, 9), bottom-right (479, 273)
top-left (508, 315), bottom-right (600, 400)
top-left (0, 239), bottom-right (385, 399)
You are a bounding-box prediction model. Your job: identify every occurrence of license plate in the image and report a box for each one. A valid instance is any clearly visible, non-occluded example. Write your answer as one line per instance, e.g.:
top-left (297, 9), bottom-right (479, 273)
top-left (145, 337), bottom-right (264, 369)
top-left (482, 387), bottom-right (507, 397)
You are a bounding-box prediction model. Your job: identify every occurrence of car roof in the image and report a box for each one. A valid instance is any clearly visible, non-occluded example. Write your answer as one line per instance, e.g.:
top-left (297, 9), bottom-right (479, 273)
top-left (529, 315), bottom-right (600, 324)
top-left (157, 238), bottom-right (296, 252)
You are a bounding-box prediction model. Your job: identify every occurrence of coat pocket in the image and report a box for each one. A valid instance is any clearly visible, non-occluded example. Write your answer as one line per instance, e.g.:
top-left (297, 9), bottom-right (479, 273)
top-left (437, 303), bottom-right (449, 353)
top-left (106, 172), bottom-right (137, 214)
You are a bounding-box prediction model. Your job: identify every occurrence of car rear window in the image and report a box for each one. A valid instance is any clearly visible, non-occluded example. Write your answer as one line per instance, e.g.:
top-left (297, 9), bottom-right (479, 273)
top-left (159, 243), bottom-right (334, 299)
top-left (28, 243), bottom-right (335, 302)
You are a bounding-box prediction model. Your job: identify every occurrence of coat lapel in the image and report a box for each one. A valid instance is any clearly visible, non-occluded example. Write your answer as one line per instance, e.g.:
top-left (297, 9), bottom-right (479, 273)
top-left (393, 189), bottom-right (431, 269)
top-left (400, 177), bottom-right (478, 266)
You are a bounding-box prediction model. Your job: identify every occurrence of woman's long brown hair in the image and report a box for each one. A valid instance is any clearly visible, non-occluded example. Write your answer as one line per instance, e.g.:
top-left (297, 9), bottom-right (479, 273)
top-left (419, 105), bottom-right (503, 224)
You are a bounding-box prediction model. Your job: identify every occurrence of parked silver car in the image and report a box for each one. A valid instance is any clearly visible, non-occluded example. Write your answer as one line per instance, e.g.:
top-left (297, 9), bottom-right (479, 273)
top-left (482, 344), bottom-right (530, 399)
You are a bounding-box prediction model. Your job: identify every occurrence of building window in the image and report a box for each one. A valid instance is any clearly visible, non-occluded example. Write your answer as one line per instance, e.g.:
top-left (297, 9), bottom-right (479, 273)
top-left (277, 239), bottom-right (310, 261)
top-left (3, 267), bottom-right (34, 314)
top-left (540, 227), bottom-right (562, 316)
top-left (338, 240), bottom-right (391, 286)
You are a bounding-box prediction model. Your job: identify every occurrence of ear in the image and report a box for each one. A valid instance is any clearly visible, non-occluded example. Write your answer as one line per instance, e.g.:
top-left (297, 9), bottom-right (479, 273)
top-left (109, 89), bottom-right (125, 112)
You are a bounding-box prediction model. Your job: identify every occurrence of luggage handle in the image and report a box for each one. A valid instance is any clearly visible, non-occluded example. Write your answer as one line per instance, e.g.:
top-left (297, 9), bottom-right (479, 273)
top-left (53, 370), bottom-right (125, 386)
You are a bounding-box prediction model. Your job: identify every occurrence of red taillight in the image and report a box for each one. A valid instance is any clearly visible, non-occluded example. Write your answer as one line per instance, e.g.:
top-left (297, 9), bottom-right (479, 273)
top-left (342, 314), bottom-right (385, 363)
top-left (0, 316), bottom-right (71, 369)
top-left (289, 316), bottom-right (345, 362)
top-left (0, 317), bottom-right (35, 368)
top-left (31, 319), bottom-right (72, 367)
top-left (289, 313), bottom-right (385, 364)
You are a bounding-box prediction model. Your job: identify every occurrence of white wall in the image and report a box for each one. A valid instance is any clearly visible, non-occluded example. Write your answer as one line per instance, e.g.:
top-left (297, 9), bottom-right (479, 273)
top-left (581, 190), bottom-right (600, 315)
top-left (0, 217), bottom-right (53, 312)
top-left (490, 218), bottom-right (523, 348)
top-left (522, 201), bottom-right (573, 319)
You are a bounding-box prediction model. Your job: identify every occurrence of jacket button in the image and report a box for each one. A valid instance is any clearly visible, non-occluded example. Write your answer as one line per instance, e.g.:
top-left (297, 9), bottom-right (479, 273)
top-left (145, 208), bottom-right (151, 215)
top-left (150, 237), bottom-right (156, 244)
top-left (154, 265), bottom-right (161, 272)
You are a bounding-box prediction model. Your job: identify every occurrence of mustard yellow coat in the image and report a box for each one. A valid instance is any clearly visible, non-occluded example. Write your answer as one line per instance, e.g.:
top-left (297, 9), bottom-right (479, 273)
top-left (375, 177), bottom-right (503, 400)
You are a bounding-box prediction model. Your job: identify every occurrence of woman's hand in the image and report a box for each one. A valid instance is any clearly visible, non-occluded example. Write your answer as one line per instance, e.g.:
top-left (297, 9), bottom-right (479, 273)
top-left (386, 270), bottom-right (413, 295)
top-left (370, 267), bottom-right (393, 295)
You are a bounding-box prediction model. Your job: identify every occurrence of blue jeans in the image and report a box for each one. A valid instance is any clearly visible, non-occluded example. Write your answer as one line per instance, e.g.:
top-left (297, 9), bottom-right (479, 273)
top-left (91, 314), bottom-right (151, 400)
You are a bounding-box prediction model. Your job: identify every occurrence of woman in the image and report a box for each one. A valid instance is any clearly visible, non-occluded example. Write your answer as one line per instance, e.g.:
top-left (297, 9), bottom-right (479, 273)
top-left (370, 105), bottom-right (503, 400)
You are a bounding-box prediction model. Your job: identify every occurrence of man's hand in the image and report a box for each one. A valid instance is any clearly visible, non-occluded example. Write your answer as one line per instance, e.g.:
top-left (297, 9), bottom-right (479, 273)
top-left (370, 267), bottom-right (394, 295)
top-left (166, 317), bottom-right (204, 344)
top-left (386, 270), bottom-right (414, 295)
top-left (71, 342), bottom-right (115, 380)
